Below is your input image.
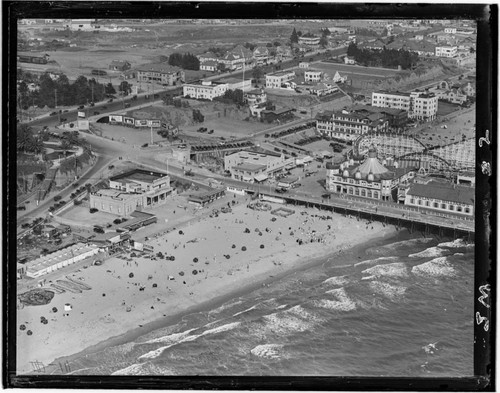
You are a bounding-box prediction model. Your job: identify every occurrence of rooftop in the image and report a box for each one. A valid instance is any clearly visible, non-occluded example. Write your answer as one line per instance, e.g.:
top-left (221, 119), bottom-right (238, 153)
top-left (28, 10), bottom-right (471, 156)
top-left (135, 63), bottom-right (182, 74)
top-left (233, 163), bottom-right (268, 172)
top-left (110, 169), bottom-right (168, 184)
top-left (407, 181), bottom-right (475, 205)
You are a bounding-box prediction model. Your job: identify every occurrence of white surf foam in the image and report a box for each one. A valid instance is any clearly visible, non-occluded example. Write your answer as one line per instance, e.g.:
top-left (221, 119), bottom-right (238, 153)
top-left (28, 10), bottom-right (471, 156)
top-left (316, 287), bottom-right (356, 311)
top-left (263, 313), bottom-right (313, 335)
top-left (286, 305), bottom-right (324, 323)
top-left (139, 322), bottom-right (241, 360)
top-left (250, 344), bottom-right (284, 359)
top-left (112, 363), bottom-right (147, 375)
top-left (322, 275), bottom-right (350, 287)
top-left (143, 328), bottom-right (197, 345)
top-left (409, 247), bottom-right (447, 258)
top-left (368, 281), bottom-right (407, 301)
top-left (354, 257), bottom-right (398, 268)
top-left (437, 239), bottom-right (473, 248)
top-left (233, 305), bottom-right (258, 317)
top-left (362, 262), bottom-right (409, 278)
top-left (412, 257), bottom-right (456, 278)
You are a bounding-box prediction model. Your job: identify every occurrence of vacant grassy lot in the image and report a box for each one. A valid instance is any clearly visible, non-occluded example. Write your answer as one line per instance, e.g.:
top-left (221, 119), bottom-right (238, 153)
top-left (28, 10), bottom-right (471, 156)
top-left (437, 100), bottom-right (462, 117)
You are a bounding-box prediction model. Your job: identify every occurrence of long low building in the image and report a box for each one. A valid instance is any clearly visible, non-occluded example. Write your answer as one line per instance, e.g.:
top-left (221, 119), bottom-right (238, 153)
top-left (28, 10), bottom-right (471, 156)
top-left (404, 181), bottom-right (475, 216)
top-left (25, 243), bottom-right (100, 279)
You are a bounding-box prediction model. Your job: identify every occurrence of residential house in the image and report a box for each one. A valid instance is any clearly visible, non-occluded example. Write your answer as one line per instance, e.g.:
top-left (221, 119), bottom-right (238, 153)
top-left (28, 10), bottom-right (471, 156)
top-left (435, 45), bottom-right (458, 57)
top-left (298, 34), bottom-right (320, 48)
top-left (344, 55), bottom-right (356, 65)
top-left (197, 51), bottom-right (219, 63)
top-left (253, 46), bottom-right (270, 65)
top-left (265, 70), bottom-right (295, 89)
top-left (299, 62), bottom-right (310, 69)
top-left (109, 60), bottom-right (131, 71)
top-left (200, 60), bottom-right (218, 72)
top-left (304, 70), bottom-right (322, 83)
top-left (219, 52), bottom-right (245, 71)
top-left (309, 82), bottom-right (338, 97)
top-left (261, 107), bottom-right (295, 123)
top-left (244, 89), bottom-right (267, 106)
top-left (229, 45), bottom-right (254, 64)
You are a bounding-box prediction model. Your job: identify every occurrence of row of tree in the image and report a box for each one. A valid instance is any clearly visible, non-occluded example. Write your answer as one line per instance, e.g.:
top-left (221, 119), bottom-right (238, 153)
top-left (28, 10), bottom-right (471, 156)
top-left (168, 52), bottom-right (200, 71)
top-left (17, 72), bottom-right (123, 110)
top-left (346, 43), bottom-right (419, 70)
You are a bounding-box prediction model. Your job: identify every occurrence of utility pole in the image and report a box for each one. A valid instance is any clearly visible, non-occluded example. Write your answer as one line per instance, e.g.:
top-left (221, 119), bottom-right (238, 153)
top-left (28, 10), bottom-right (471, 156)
top-left (55, 88), bottom-right (60, 123)
top-left (150, 126), bottom-right (153, 145)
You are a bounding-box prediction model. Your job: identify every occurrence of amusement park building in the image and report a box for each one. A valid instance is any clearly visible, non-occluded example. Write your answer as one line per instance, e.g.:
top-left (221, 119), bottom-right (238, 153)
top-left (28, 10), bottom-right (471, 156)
top-left (90, 169), bottom-right (173, 215)
top-left (316, 108), bottom-right (389, 141)
top-left (325, 146), bottom-right (416, 201)
top-left (403, 180), bottom-right (474, 216)
top-left (371, 90), bottom-right (438, 121)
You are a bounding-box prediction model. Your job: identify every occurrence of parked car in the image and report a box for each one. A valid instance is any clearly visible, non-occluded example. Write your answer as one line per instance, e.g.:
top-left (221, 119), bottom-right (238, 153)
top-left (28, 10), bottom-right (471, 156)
top-left (93, 111), bottom-right (100, 115)
top-left (93, 226), bottom-right (104, 234)
top-left (107, 99), bottom-right (114, 103)
top-left (78, 105), bottom-right (84, 110)
top-left (49, 112), bottom-right (57, 116)
top-left (17, 206), bottom-right (26, 211)
top-left (124, 103), bottom-right (130, 108)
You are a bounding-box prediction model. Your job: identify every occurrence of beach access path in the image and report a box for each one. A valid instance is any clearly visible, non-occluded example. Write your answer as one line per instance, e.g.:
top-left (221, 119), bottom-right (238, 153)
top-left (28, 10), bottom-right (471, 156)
top-left (17, 200), bottom-right (396, 375)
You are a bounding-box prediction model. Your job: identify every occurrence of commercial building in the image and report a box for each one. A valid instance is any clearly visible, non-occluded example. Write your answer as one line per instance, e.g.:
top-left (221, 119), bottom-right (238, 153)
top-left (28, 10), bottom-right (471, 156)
top-left (224, 150), bottom-right (295, 183)
top-left (187, 188), bottom-right (225, 206)
top-left (316, 108), bottom-right (389, 141)
top-left (325, 146), bottom-right (416, 201)
top-left (371, 90), bottom-right (438, 121)
top-left (435, 45), bottom-right (458, 58)
top-left (183, 80), bottom-right (228, 100)
top-left (404, 180), bottom-right (474, 216)
top-left (90, 169), bottom-right (173, 215)
top-left (261, 107), bottom-right (295, 124)
top-left (217, 77), bottom-right (252, 92)
top-left (265, 71), bottom-right (296, 89)
top-left (304, 70), bottom-right (322, 83)
top-left (136, 63), bottom-right (185, 86)
top-left (309, 82), bottom-right (338, 97)
top-left (25, 243), bottom-right (100, 278)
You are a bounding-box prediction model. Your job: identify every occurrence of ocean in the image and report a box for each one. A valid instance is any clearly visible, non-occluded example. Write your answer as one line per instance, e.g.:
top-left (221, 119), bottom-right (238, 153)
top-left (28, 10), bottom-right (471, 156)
top-left (60, 231), bottom-right (474, 377)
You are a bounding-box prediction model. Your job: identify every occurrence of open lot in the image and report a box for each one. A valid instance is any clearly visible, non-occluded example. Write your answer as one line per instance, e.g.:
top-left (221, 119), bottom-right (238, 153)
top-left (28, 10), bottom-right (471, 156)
top-left (311, 62), bottom-right (403, 79)
top-left (59, 204), bottom-right (118, 227)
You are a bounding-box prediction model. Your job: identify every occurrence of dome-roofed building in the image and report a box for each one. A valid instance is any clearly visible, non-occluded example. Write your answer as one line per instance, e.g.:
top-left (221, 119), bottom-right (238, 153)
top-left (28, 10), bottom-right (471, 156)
top-left (325, 145), bottom-right (417, 201)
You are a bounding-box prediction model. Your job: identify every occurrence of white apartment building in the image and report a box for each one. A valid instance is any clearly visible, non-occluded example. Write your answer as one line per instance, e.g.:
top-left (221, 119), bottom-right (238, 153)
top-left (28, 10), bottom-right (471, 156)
top-left (298, 35), bottom-right (320, 46)
top-left (183, 80), bottom-right (228, 100)
top-left (304, 70), bottom-right (322, 83)
top-left (265, 71), bottom-right (296, 89)
top-left (372, 90), bottom-right (438, 122)
top-left (435, 45), bottom-right (458, 58)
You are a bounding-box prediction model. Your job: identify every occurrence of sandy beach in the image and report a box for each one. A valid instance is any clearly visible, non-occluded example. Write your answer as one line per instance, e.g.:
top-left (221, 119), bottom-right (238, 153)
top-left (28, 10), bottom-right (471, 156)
top-left (17, 201), bottom-right (397, 374)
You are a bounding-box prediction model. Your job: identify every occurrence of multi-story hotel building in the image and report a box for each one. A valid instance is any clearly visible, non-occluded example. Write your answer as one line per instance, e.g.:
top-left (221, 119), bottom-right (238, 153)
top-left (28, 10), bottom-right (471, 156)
top-left (90, 169), bottom-right (173, 216)
top-left (265, 71), bottom-right (296, 89)
top-left (372, 90), bottom-right (438, 121)
top-left (136, 63), bottom-right (185, 86)
top-left (298, 35), bottom-right (320, 47)
top-left (183, 80), bottom-right (228, 100)
top-left (316, 108), bottom-right (389, 141)
top-left (325, 146), bottom-right (416, 201)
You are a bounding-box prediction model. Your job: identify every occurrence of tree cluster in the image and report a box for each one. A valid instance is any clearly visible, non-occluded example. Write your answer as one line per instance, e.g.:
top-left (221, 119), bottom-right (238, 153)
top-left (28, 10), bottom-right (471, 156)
top-left (192, 109), bottom-right (204, 123)
top-left (168, 52), bottom-right (200, 70)
top-left (208, 46), bottom-right (227, 58)
top-left (18, 72), bottom-right (112, 109)
top-left (347, 43), bottom-right (419, 70)
top-left (214, 89), bottom-right (244, 106)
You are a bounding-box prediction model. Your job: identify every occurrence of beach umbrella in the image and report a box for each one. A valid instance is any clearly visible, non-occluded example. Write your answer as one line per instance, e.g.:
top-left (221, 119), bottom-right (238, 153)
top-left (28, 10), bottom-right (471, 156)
top-left (193, 257), bottom-right (199, 263)
top-left (225, 254), bottom-right (231, 259)
top-left (152, 283), bottom-right (157, 288)
top-left (192, 270), bottom-right (198, 275)
top-left (260, 244), bottom-right (265, 249)
top-left (19, 324), bottom-right (26, 331)
top-left (232, 244), bottom-right (236, 248)
top-left (242, 246), bottom-right (247, 251)
top-left (179, 230), bottom-right (184, 235)
top-left (129, 273), bottom-right (134, 278)
top-left (27, 330), bottom-right (32, 336)
top-left (259, 232), bottom-right (263, 236)
top-left (179, 271), bottom-right (185, 276)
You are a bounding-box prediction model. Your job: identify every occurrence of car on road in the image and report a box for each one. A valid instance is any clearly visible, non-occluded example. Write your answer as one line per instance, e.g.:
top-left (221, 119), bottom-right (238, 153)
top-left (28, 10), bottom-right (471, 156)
top-left (49, 112), bottom-right (57, 116)
top-left (93, 111), bottom-right (100, 115)
top-left (124, 103), bottom-right (131, 108)
top-left (17, 206), bottom-right (26, 211)
top-left (107, 99), bottom-right (114, 103)
top-left (102, 106), bottom-right (108, 109)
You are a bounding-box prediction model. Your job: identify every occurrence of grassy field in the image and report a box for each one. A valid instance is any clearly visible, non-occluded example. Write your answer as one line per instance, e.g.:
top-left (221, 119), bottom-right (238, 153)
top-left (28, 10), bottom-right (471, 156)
top-left (436, 100), bottom-right (462, 117)
top-left (312, 62), bottom-right (402, 79)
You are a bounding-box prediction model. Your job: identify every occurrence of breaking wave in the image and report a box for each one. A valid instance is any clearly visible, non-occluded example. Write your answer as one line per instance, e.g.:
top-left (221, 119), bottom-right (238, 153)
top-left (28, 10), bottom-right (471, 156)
top-left (368, 281), bottom-right (407, 301)
top-left (250, 344), bottom-right (285, 359)
top-left (315, 287), bottom-right (356, 311)
top-left (412, 257), bottom-right (456, 278)
top-left (409, 247), bottom-right (448, 258)
top-left (362, 262), bottom-right (409, 278)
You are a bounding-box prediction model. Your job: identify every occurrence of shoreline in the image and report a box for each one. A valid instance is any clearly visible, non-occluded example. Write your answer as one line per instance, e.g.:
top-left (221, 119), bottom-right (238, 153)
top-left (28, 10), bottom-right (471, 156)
top-left (17, 202), bottom-right (402, 375)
